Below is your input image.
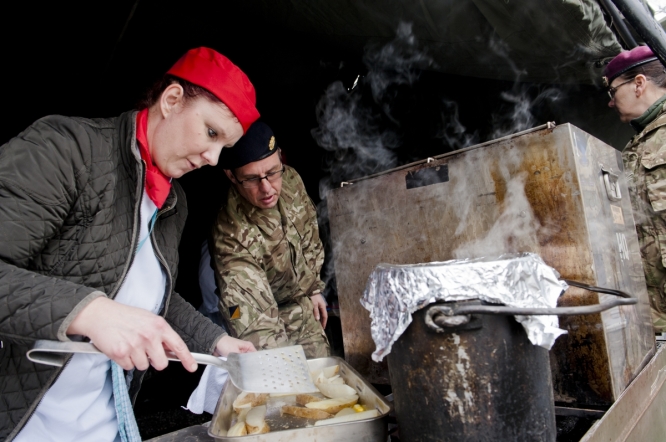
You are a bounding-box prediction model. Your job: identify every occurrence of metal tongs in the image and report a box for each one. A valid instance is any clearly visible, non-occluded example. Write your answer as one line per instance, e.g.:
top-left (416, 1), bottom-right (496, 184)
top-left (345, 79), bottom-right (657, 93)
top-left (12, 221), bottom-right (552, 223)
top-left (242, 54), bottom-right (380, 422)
top-left (27, 340), bottom-right (319, 394)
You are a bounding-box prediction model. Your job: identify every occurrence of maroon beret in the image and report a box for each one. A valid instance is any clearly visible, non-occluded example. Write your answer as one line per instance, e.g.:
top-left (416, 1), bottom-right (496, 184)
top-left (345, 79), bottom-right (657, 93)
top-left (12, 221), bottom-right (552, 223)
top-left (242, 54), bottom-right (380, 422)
top-left (603, 46), bottom-right (658, 87)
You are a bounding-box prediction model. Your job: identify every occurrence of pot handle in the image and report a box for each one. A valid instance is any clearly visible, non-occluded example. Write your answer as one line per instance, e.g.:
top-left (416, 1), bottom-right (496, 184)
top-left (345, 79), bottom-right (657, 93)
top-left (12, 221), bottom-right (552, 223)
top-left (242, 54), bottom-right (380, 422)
top-left (425, 306), bottom-right (475, 332)
top-left (425, 279), bottom-right (636, 330)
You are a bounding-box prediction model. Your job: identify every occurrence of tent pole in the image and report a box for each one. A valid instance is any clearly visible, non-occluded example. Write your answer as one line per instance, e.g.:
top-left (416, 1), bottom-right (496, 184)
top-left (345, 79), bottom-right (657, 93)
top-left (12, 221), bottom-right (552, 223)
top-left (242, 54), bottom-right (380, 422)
top-left (598, 0), bottom-right (639, 48)
top-left (609, 0), bottom-right (666, 67)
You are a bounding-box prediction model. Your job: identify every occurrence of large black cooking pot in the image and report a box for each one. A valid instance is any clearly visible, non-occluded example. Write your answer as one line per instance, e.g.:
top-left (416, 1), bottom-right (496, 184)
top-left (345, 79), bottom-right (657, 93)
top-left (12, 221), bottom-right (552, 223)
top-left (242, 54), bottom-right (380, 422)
top-left (386, 281), bottom-right (635, 442)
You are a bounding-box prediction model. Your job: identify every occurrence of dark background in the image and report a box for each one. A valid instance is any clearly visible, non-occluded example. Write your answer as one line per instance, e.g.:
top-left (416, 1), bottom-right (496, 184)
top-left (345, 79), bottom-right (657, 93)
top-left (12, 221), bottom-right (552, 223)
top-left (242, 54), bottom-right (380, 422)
top-left (1, 1), bottom-right (635, 438)
top-left (0, 0), bottom-right (633, 311)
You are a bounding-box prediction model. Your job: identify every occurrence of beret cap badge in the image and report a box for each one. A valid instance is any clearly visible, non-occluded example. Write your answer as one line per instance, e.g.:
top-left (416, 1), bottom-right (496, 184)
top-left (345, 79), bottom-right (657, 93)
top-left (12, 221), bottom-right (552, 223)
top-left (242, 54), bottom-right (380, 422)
top-left (219, 121), bottom-right (279, 169)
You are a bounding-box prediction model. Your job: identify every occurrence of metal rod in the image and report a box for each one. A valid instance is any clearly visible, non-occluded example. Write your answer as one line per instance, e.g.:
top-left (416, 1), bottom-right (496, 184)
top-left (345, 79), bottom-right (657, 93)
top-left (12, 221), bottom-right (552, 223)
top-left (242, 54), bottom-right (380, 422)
top-left (429, 280), bottom-right (636, 317)
top-left (342, 122), bottom-right (556, 185)
top-left (443, 297), bottom-right (636, 316)
top-left (563, 279), bottom-right (633, 298)
top-left (554, 406), bottom-right (607, 418)
top-left (599, 0), bottom-right (639, 48)
top-left (610, 0), bottom-right (666, 69)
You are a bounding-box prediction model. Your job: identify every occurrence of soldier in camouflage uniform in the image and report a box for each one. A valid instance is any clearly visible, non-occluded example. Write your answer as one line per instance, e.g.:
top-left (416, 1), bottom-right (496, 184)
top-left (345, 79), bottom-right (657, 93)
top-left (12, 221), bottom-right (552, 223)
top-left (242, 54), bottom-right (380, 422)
top-left (604, 46), bottom-right (666, 333)
top-left (210, 122), bottom-right (330, 358)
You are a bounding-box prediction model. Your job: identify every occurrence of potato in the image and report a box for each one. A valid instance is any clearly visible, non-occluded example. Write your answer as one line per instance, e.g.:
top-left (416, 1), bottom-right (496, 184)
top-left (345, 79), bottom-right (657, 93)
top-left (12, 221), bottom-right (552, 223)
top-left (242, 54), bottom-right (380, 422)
top-left (326, 375), bottom-right (345, 385)
top-left (269, 392), bottom-right (295, 398)
top-left (323, 365), bottom-right (340, 378)
top-left (335, 407), bottom-right (356, 417)
top-left (245, 405), bottom-right (266, 426)
top-left (315, 371), bottom-right (344, 385)
top-left (281, 405), bottom-right (333, 420)
top-left (315, 382), bottom-right (356, 399)
top-left (233, 403), bottom-right (251, 414)
top-left (236, 407), bottom-right (250, 422)
top-left (296, 394), bottom-right (325, 406)
top-left (233, 392), bottom-right (269, 413)
top-left (311, 365), bottom-right (340, 380)
top-left (314, 409), bottom-right (380, 426)
top-left (315, 372), bottom-right (327, 384)
top-left (304, 395), bottom-right (359, 414)
top-left (227, 421), bottom-right (247, 437)
top-left (245, 405), bottom-right (270, 434)
top-left (246, 422), bottom-right (270, 435)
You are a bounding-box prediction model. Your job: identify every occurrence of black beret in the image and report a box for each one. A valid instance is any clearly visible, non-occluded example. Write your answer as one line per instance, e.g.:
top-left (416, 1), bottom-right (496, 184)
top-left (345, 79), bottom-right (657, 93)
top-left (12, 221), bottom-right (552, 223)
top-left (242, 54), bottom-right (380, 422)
top-left (219, 121), bottom-right (279, 169)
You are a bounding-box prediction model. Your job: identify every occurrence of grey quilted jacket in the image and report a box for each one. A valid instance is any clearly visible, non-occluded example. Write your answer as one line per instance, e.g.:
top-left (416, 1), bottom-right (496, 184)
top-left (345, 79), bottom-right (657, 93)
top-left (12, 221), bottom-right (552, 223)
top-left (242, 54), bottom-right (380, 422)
top-left (0, 111), bottom-right (226, 440)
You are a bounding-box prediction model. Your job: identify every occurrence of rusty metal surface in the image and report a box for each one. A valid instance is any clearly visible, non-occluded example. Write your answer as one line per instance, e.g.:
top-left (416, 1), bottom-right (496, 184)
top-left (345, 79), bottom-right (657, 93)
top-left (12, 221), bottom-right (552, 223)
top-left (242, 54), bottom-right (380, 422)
top-left (580, 343), bottom-right (666, 442)
top-left (387, 304), bottom-right (556, 442)
top-left (549, 289), bottom-right (614, 405)
top-left (327, 123), bottom-right (654, 405)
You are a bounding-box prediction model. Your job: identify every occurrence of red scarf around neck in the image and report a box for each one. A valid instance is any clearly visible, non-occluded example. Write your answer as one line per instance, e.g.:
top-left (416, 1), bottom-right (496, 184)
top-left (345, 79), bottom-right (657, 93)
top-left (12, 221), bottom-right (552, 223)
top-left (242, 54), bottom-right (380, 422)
top-left (136, 109), bottom-right (171, 208)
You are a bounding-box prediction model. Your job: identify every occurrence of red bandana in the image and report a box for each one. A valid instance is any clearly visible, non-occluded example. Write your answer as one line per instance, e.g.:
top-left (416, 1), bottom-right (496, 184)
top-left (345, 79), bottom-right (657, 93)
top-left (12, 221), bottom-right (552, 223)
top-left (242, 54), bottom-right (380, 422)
top-left (136, 109), bottom-right (171, 208)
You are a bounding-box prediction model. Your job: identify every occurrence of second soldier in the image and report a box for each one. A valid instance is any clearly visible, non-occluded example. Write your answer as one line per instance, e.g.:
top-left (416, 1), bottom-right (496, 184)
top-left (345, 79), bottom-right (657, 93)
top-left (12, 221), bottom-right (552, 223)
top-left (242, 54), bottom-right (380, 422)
top-left (210, 122), bottom-right (331, 358)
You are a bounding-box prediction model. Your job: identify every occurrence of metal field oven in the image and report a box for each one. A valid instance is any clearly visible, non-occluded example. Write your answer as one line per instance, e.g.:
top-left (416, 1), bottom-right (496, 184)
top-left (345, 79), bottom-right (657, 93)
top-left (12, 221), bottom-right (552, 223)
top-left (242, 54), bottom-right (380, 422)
top-left (327, 123), bottom-right (655, 408)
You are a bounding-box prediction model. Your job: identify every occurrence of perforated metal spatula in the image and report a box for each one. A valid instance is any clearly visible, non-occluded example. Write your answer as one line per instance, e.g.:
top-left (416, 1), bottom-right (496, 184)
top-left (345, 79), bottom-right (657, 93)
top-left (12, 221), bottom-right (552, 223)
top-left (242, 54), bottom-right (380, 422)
top-left (27, 340), bottom-right (318, 394)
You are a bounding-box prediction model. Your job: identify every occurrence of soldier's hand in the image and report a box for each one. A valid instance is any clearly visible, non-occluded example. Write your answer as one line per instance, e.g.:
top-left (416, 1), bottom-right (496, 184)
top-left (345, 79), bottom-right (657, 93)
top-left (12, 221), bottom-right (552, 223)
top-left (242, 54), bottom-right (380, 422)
top-left (214, 335), bottom-right (257, 356)
top-left (310, 293), bottom-right (328, 329)
top-left (66, 297), bottom-right (198, 372)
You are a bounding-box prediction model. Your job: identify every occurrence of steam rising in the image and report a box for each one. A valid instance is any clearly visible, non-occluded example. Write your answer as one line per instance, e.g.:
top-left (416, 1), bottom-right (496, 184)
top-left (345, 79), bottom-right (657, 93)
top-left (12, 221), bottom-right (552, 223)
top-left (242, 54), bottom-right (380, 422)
top-left (490, 87), bottom-right (562, 139)
top-left (486, 35), bottom-right (562, 139)
top-left (312, 21), bottom-right (432, 192)
top-left (313, 22), bottom-right (431, 295)
top-left (313, 21), bottom-right (564, 297)
top-left (313, 81), bottom-right (399, 197)
top-left (452, 174), bottom-right (543, 259)
top-left (446, 35), bottom-right (561, 260)
top-left (437, 99), bottom-right (479, 151)
top-left (364, 22), bottom-right (433, 123)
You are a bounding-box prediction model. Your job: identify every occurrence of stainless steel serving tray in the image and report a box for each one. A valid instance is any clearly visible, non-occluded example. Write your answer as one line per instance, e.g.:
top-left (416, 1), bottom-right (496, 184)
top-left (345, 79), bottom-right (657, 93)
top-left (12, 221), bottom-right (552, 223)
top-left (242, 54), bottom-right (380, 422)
top-left (208, 356), bottom-right (391, 441)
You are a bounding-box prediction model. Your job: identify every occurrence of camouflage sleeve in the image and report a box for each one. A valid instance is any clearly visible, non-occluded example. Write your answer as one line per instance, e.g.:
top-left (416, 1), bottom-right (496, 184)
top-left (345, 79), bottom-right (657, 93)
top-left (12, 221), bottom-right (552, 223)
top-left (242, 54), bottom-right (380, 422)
top-left (301, 196), bottom-right (326, 296)
top-left (641, 126), bottom-right (666, 213)
top-left (645, 167), bottom-right (666, 213)
top-left (211, 240), bottom-right (289, 350)
top-left (637, 126), bottom-right (666, 270)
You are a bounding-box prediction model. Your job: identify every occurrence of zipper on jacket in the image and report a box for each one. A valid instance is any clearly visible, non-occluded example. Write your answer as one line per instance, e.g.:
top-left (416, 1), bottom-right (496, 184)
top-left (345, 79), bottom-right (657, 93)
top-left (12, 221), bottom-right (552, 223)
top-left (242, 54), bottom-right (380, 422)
top-left (152, 198), bottom-right (176, 318)
top-left (123, 195), bottom-right (176, 401)
top-left (108, 160), bottom-right (146, 300)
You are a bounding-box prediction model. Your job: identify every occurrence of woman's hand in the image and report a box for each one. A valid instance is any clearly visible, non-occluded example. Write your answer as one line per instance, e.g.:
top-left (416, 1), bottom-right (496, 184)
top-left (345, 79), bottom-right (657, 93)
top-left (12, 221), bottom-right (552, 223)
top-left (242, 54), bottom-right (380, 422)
top-left (67, 297), bottom-right (198, 372)
top-left (214, 335), bottom-right (256, 357)
top-left (310, 293), bottom-right (328, 329)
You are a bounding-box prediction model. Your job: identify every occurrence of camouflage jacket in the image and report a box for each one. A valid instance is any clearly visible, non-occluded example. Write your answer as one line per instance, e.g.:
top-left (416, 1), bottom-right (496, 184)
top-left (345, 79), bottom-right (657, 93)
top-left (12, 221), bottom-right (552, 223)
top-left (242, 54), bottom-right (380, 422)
top-left (211, 166), bottom-right (325, 338)
top-left (623, 101), bottom-right (666, 254)
top-left (623, 101), bottom-right (666, 325)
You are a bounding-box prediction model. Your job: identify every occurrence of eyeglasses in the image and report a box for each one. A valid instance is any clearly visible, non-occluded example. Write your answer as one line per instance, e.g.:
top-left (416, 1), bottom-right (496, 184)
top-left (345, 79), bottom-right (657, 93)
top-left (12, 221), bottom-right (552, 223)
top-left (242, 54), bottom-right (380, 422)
top-left (233, 166), bottom-right (285, 188)
top-left (607, 77), bottom-right (635, 100)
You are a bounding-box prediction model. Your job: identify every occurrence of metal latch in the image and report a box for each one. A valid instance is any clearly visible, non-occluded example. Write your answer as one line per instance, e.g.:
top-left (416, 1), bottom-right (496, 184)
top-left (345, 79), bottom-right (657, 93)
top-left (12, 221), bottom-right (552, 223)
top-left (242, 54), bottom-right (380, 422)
top-left (601, 166), bottom-right (621, 201)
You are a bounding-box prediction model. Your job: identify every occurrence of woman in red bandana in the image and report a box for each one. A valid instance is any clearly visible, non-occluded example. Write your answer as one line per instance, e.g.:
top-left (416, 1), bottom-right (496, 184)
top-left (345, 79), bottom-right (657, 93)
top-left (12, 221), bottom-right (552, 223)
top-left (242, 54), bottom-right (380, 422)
top-left (0, 47), bottom-right (259, 441)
